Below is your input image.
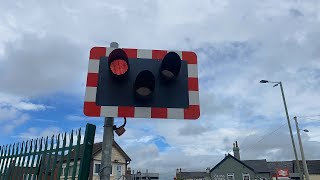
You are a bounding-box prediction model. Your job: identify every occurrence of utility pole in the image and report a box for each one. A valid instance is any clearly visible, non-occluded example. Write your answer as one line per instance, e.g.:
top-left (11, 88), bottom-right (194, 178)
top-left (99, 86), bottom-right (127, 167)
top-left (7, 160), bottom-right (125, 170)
top-left (99, 42), bottom-right (119, 180)
top-left (294, 116), bottom-right (310, 180)
top-left (260, 80), bottom-right (303, 179)
top-left (279, 82), bottom-right (303, 180)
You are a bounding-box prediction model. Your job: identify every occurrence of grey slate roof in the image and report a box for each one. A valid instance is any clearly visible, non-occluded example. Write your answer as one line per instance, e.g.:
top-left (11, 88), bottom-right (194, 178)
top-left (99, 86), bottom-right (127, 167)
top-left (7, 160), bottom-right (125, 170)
top-left (293, 160), bottom-right (320, 175)
top-left (267, 161), bottom-right (293, 177)
top-left (179, 172), bottom-right (209, 178)
top-left (268, 160), bottom-right (320, 176)
top-left (267, 161), bottom-right (293, 173)
top-left (91, 141), bottom-right (131, 161)
top-left (242, 159), bottom-right (270, 173)
top-left (306, 160), bottom-right (320, 174)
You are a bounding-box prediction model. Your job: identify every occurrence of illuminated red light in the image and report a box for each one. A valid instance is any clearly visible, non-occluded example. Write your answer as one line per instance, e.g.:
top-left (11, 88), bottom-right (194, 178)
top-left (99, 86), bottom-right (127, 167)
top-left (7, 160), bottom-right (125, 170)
top-left (110, 59), bottom-right (128, 75)
top-left (108, 48), bottom-right (129, 80)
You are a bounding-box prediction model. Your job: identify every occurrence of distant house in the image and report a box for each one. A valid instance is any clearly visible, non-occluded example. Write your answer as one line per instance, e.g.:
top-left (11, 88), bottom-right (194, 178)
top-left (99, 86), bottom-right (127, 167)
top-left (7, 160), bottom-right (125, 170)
top-left (175, 169), bottom-right (210, 180)
top-left (4, 141), bottom-right (131, 180)
top-left (130, 169), bottom-right (160, 180)
top-left (60, 141), bottom-right (131, 180)
top-left (209, 141), bottom-right (320, 180)
top-left (210, 154), bottom-right (269, 180)
top-left (177, 141), bottom-right (320, 180)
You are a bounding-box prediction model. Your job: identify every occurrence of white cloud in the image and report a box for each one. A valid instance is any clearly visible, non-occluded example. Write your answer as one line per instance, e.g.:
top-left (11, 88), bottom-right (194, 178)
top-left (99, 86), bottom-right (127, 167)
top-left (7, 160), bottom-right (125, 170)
top-left (2, 114), bottom-right (30, 134)
top-left (16, 127), bottom-right (63, 140)
top-left (65, 114), bottom-right (87, 121)
top-left (15, 102), bottom-right (47, 111)
top-left (0, 93), bottom-right (49, 111)
top-left (0, 92), bottom-right (49, 134)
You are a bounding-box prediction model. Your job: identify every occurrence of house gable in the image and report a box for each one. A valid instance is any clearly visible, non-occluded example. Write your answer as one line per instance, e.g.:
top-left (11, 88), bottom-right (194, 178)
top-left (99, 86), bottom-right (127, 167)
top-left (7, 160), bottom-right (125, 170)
top-left (210, 154), bottom-right (255, 180)
top-left (210, 154), bottom-right (255, 173)
top-left (93, 145), bottom-right (127, 163)
top-left (92, 141), bottom-right (131, 162)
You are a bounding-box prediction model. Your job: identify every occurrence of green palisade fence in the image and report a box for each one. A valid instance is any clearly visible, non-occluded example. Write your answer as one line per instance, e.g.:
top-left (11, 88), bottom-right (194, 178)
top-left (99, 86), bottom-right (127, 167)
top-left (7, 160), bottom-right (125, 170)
top-left (0, 123), bottom-right (96, 180)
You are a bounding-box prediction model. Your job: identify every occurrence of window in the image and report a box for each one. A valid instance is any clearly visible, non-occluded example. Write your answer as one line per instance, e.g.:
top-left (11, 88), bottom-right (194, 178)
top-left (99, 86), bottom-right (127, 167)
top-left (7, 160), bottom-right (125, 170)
top-left (62, 165), bottom-right (79, 177)
top-left (94, 163), bottom-right (113, 175)
top-left (68, 165), bottom-right (74, 176)
top-left (117, 165), bottom-right (121, 170)
top-left (116, 165), bottom-right (122, 176)
top-left (23, 174), bottom-right (36, 180)
top-left (227, 173), bottom-right (235, 180)
top-left (243, 173), bottom-right (250, 180)
top-left (95, 164), bottom-right (101, 174)
top-left (111, 166), bottom-right (113, 175)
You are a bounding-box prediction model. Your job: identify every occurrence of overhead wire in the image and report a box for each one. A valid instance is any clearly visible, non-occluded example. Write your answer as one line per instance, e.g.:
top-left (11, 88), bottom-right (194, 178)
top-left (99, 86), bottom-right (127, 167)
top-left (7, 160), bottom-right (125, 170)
top-left (296, 115), bottom-right (320, 118)
top-left (241, 123), bottom-right (287, 153)
top-left (300, 118), bottom-right (320, 122)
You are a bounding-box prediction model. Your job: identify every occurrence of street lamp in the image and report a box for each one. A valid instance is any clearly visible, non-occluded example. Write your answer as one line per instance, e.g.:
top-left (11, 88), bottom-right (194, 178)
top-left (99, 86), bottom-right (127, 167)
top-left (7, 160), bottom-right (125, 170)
top-left (259, 80), bottom-right (303, 179)
top-left (294, 116), bottom-right (310, 180)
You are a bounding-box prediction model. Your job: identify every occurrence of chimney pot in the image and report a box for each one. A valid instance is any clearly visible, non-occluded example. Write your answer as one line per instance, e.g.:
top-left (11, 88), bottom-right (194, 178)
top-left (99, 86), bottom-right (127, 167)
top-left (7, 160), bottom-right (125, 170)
top-left (233, 141), bottom-right (240, 160)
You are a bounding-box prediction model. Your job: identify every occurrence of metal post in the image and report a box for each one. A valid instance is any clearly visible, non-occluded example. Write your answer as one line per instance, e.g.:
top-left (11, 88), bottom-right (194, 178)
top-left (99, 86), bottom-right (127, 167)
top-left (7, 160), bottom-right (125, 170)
top-left (146, 169), bottom-right (148, 180)
top-left (100, 42), bottom-right (119, 180)
top-left (294, 116), bottom-right (310, 180)
top-left (279, 82), bottom-right (303, 180)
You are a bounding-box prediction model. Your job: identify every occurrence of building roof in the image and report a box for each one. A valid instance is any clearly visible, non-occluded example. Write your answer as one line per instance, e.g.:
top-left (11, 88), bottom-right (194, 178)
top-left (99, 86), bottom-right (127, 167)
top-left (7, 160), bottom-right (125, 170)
top-left (268, 160), bottom-right (320, 176)
top-left (267, 161), bottom-right (293, 176)
top-left (179, 172), bottom-right (209, 178)
top-left (93, 141), bottom-right (131, 161)
top-left (66, 141), bottom-right (131, 162)
top-left (293, 160), bottom-right (320, 175)
top-left (210, 154), bottom-right (255, 173)
top-left (243, 159), bottom-right (270, 173)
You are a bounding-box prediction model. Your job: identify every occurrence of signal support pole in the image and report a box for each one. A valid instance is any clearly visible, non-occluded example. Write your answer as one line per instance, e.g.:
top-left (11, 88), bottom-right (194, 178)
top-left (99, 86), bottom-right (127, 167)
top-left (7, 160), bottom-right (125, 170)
top-left (100, 42), bottom-right (119, 180)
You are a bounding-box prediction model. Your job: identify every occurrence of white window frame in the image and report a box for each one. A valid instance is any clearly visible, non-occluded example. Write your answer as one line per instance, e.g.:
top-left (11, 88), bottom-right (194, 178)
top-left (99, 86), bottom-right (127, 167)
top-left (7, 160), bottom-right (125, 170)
top-left (227, 173), bottom-right (235, 180)
top-left (23, 174), bottom-right (36, 180)
top-left (116, 165), bottom-right (122, 175)
top-left (61, 162), bottom-right (80, 177)
top-left (242, 173), bottom-right (250, 180)
top-left (93, 160), bottom-right (113, 176)
top-left (94, 163), bottom-right (101, 175)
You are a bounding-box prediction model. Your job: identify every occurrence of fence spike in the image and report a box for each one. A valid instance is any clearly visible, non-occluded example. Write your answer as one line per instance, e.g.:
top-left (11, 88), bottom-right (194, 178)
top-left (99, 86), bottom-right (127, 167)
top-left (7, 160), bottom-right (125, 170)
top-left (23, 138), bottom-right (34, 178)
top-left (0, 145), bottom-right (8, 174)
top-left (50, 131), bottom-right (61, 180)
top-left (44, 134), bottom-right (55, 177)
top-left (16, 141), bottom-right (28, 179)
top-left (0, 123), bottom-right (96, 180)
top-left (72, 127), bottom-right (82, 179)
top-left (38, 136), bottom-right (49, 179)
top-left (27, 138), bottom-right (38, 180)
top-left (33, 137), bottom-right (44, 180)
top-left (57, 132), bottom-right (67, 178)
top-left (56, 133), bottom-right (60, 141)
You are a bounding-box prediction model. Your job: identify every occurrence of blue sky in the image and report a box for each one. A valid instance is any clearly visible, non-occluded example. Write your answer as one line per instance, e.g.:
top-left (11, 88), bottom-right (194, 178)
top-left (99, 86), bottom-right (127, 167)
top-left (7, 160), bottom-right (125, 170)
top-left (0, 0), bottom-right (320, 179)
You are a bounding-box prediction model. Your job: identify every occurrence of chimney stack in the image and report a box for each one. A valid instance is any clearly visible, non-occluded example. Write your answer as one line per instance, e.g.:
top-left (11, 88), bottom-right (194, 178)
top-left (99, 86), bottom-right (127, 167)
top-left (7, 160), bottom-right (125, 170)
top-left (233, 141), bottom-right (240, 160)
top-left (206, 167), bottom-right (210, 173)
